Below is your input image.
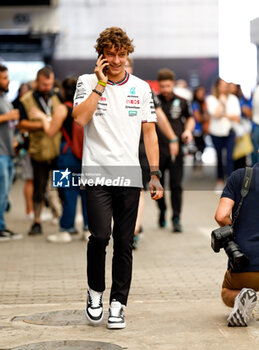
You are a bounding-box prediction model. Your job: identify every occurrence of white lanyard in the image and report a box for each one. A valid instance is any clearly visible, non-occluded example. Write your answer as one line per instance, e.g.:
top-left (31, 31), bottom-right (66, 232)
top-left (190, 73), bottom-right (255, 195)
top-left (39, 96), bottom-right (52, 118)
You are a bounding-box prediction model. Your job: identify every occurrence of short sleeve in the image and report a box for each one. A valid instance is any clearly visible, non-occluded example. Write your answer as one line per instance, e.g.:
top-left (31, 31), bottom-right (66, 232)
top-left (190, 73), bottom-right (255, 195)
top-left (182, 99), bottom-right (192, 118)
top-left (141, 86), bottom-right (157, 123)
top-left (191, 101), bottom-right (200, 112)
top-left (221, 169), bottom-right (244, 202)
top-left (73, 76), bottom-right (92, 107)
top-left (18, 102), bottom-right (28, 121)
top-left (240, 97), bottom-right (252, 110)
top-left (227, 95), bottom-right (241, 117)
top-left (152, 91), bottom-right (161, 109)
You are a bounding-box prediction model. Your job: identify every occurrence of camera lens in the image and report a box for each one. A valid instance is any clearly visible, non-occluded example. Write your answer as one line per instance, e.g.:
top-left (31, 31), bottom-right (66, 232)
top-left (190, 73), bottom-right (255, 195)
top-left (224, 241), bottom-right (250, 271)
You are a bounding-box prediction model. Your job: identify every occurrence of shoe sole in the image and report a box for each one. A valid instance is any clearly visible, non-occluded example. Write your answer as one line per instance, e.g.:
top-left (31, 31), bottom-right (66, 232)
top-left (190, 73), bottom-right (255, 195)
top-left (158, 221), bottom-right (166, 228)
top-left (2, 230), bottom-right (23, 240)
top-left (0, 237), bottom-right (11, 242)
top-left (173, 223), bottom-right (183, 233)
top-left (46, 238), bottom-right (72, 243)
top-left (107, 321), bottom-right (126, 329)
top-left (47, 240), bottom-right (72, 243)
top-left (10, 235), bottom-right (23, 240)
top-left (228, 289), bottom-right (257, 327)
top-left (85, 308), bottom-right (104, 325)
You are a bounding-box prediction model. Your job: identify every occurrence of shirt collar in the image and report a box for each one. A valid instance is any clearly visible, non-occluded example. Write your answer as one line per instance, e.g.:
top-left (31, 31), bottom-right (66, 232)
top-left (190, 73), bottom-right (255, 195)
top-left (107, 71), bottom-right (129, 86)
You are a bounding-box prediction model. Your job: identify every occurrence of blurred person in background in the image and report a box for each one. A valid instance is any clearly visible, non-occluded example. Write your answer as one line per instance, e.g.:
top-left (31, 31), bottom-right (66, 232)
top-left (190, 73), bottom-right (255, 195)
top-left (125, 58), bottom-right (179, 248)
top-left (12, 82), bottom-right (34, 220)
top-left (191, 85), bottom-right (210, 167)
top-left (125, 56), bottom-right (134, 74)
top-left (229, 83), bottom-right (253, 170)
top-left (206, 78), bottom-right (241, 191)
top-left (155, 68), bottom-right (194, 233)
top-left (252, 84), bottom-right (259, 165)
top-left (18, 66), bottom-right (62, 236)
top-left (174, 79), bottom-right (193, 101)
top-left (32, 77), bottom-right (88, 243)
top-left (12, 82), bottom-right (33, 109)
top-left (0, 64), bottom-right (22, 241)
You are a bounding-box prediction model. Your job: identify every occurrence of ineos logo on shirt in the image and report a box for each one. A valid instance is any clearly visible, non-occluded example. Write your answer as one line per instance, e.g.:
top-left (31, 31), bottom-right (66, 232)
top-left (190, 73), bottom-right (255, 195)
top-left (126, 99), bottom-right (140, 105)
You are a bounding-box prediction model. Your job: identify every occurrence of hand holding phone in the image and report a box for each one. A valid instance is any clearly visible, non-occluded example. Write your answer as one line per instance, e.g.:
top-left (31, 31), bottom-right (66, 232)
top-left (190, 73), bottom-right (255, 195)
top-left (99, 51), bottom-right (109, 75)
top-left (95, 52), bottom-right (109, 80)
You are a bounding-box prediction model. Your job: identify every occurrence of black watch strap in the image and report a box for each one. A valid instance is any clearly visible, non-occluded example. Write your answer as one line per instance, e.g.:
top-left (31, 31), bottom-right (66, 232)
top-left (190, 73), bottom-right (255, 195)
top-left (150, 170), bottom-right (162, 179)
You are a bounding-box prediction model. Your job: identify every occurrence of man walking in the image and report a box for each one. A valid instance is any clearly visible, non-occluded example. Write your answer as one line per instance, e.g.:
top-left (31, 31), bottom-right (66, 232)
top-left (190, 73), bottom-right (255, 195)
top-left (18, 66), bottom-right (62, 235)
top-left (155, 69), bottom-right (194, 232)
top-left (73, 27), bottom-right (163, 329)
top-left (0, 64), bottom-right (22, 241)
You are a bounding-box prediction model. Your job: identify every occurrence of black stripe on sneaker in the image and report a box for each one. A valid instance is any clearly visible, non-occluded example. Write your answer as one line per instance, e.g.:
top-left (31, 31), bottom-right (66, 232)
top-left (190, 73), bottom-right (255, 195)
top-left (237, 309), bottom-right (246, 326)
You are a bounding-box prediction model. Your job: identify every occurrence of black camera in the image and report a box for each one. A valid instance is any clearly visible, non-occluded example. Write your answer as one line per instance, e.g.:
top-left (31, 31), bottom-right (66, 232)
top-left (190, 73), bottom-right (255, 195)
top-left (182, 141), bottom-right (197, 156)
top-left (211, 225), bottom-right (249, 271)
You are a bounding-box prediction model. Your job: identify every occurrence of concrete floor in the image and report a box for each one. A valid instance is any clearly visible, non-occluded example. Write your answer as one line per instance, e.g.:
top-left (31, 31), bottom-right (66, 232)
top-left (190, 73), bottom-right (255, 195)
top-left (1, 170), bottom-right (259, 350)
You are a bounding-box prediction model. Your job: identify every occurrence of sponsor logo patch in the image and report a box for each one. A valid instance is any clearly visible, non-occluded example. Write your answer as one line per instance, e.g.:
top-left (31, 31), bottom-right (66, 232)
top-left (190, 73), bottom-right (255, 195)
top-left (128, 110), bottom-right (138, 116)
top-left (130, 87), bottom-right (136, 95)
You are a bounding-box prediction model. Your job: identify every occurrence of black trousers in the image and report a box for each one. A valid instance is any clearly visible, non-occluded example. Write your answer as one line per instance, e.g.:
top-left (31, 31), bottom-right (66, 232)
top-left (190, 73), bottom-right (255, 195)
top-left (31, 158), bottom-right (57, 203)
top-left (85, 185), bottom-right (140, 306)
top-left (194, 135), bottom-right (206, 154)
top-left (157, 153), bottom-right (183, 219)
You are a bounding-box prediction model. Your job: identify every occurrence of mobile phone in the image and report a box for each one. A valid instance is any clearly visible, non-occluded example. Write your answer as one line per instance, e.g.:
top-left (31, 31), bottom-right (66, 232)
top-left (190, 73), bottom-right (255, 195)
top-left (151, 190), bottom-right (156, 198)
top-left (98, 50), bottom-right (109, 75)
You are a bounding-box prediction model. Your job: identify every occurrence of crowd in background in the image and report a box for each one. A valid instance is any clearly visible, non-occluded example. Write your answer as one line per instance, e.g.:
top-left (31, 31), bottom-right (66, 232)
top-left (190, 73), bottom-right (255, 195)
top-left (0, 62), bottom-right (259, 245)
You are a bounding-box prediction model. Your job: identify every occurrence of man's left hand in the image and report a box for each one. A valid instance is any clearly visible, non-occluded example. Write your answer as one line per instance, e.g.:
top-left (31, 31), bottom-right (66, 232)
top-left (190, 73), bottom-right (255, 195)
top-left (149, 176), bottom-right (164, 200)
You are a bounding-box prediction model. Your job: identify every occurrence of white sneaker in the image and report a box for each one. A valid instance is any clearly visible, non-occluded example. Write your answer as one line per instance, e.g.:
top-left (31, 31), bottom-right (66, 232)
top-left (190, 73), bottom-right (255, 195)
top-left (85, 288), bottom-right (103, 325)
top-left (46, 232), bottom-right (72, 243)
top-left (0, 231), bottom-right (11, 242)
top-left (107, 299), bottom-right (126, 329)
top-left (75, 213), bottom-right (83, 224)
top-left (40, 209), bottom-right (53, 222)
top-left (2, 228), bottom-right (23, 240)
top-left (227, 288), bottom-right (257, 326)
top-left (25, 212), bottom-right (34, 221)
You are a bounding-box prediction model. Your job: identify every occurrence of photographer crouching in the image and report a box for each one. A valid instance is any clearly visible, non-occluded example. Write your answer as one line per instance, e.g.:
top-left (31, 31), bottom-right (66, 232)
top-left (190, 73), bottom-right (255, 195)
top-left (213, 161), bottom-right (259, 327)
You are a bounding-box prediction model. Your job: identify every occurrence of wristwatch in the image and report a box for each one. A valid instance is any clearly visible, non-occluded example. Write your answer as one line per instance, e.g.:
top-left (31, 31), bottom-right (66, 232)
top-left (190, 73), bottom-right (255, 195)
top-left (150, 170), bottom-right (162, 179)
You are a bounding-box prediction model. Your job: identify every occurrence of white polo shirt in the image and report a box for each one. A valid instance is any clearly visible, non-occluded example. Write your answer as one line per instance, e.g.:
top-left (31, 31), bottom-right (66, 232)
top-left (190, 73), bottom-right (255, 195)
top-left (74, 72), bottom-right (156, 187)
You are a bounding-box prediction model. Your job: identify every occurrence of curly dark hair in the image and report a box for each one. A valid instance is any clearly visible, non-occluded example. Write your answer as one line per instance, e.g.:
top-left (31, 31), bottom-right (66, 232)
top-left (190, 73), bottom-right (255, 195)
top-left (95, 27), bottom-right (134, 54)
